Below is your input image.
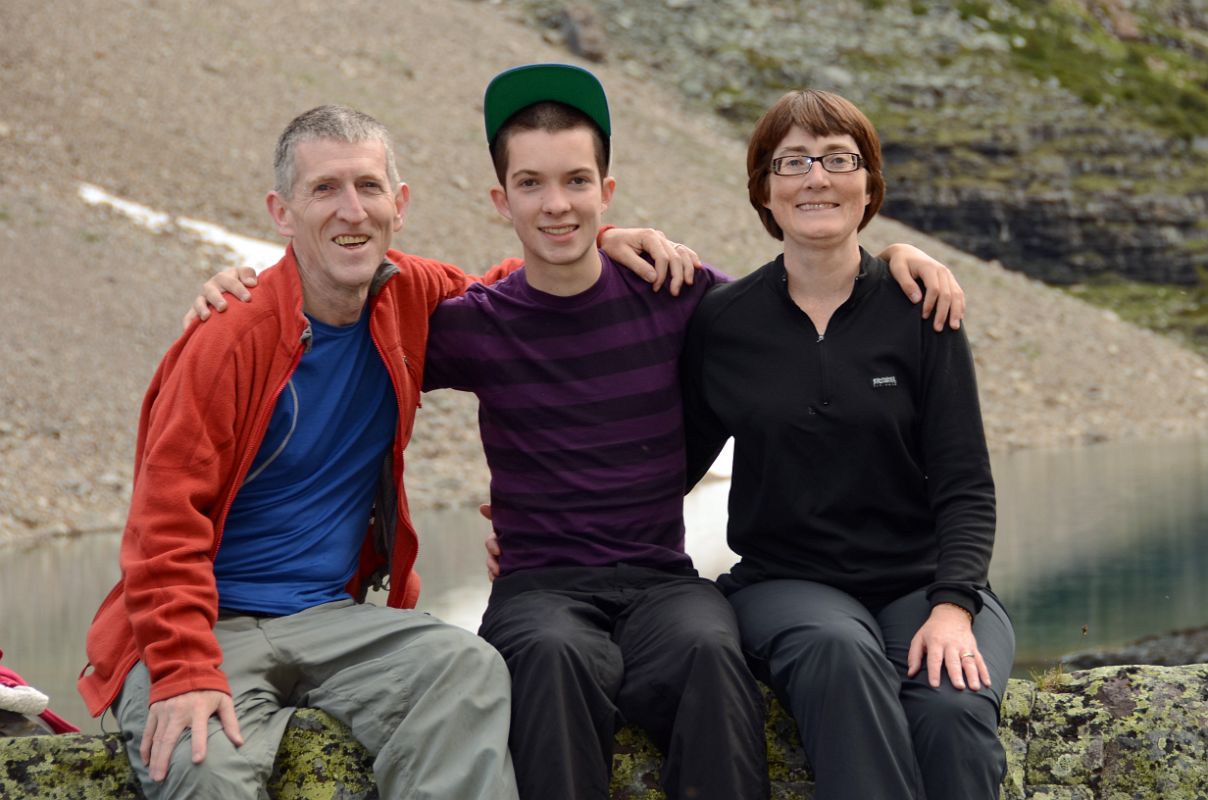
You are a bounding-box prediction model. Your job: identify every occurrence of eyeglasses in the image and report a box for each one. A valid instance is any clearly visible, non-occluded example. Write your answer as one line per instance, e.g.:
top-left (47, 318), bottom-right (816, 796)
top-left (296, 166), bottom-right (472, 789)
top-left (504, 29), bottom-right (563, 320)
top-left (770, 152), bottom-right (864, 176)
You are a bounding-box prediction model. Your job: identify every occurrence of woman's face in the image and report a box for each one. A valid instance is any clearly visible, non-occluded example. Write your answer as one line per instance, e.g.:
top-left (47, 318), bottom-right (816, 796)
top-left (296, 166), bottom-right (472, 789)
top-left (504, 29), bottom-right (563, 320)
top-left (764, 126), bottom-right (869, 250)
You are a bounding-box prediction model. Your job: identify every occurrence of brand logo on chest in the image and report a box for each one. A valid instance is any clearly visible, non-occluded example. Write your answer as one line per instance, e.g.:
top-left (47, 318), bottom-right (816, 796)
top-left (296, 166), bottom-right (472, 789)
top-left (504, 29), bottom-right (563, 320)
top-left (871, 376), bottom-right (898, 389)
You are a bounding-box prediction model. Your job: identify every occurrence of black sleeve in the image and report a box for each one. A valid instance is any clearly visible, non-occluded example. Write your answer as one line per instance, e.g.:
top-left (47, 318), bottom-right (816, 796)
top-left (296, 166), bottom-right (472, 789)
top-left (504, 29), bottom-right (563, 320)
top-left (919, 322), bottom-right (996, 615)
top-left (680, 298), bottom-right (731, 493)
top-left (421, 302), bottom-right (475, 393)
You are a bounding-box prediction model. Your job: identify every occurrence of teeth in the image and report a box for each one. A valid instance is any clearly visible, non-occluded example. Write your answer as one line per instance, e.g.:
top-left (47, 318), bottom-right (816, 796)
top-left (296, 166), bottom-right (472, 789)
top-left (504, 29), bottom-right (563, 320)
top-left (543, 225), bottom-right (576, 235)
top-left (335, 235), bottom-right (369, 245)
top-left (798, 203), bottom-right (836, 210)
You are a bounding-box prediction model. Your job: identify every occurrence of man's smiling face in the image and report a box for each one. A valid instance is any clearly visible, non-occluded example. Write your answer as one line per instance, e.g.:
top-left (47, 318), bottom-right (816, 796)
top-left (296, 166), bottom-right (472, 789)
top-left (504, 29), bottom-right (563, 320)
top-left (268, 137), bottom-right (407, 302)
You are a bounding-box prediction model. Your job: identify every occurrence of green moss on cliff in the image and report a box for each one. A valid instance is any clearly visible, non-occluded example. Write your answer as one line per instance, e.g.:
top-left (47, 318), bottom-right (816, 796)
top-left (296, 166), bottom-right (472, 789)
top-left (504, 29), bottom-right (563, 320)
top-left (957, 0), bottom-right (1208, 140)
top-left (1065, 277), bottom-right (1208, 357)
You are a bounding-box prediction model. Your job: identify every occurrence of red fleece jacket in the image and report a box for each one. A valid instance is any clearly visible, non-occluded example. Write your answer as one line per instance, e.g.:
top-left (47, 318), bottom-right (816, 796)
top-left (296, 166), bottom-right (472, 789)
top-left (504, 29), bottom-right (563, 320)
top-left (78, 246), bottom-right (517, 716)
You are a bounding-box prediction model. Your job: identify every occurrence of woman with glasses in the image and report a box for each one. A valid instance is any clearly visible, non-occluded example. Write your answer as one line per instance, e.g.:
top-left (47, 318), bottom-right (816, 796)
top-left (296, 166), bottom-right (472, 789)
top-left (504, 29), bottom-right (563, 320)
top-left (681, 89), bottom-right (1015, 799)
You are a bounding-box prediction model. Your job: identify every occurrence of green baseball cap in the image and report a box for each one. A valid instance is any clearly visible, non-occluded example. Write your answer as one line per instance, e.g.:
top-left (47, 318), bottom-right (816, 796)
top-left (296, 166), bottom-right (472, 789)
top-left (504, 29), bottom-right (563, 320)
top-left (483, 63), bottom-right (612, 148)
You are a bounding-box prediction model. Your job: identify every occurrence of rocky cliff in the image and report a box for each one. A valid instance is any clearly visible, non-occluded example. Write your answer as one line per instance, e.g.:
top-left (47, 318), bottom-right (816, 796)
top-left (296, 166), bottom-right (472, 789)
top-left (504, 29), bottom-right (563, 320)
top-left (502, 0), bottom-right (1208, 290)
top-left (4, 665), bottom-right (1206, 799)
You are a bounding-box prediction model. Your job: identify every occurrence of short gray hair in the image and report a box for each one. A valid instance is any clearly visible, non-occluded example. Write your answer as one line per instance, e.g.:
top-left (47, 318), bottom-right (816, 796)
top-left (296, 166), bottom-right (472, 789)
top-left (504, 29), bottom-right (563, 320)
top-left (273, 105), bottom-right (400, 197)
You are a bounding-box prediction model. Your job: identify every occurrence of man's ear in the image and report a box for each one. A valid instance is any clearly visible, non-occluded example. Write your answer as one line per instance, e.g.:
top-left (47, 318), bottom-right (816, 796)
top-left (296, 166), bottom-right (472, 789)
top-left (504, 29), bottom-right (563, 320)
top-left (489, 185), bottom-right (513, 222)
top-left (599, 175), bottom-right (616, 214)
top-left (393, 182), bottom-right (411, 232)
top-left (266, 191), bottom-right (294, 238)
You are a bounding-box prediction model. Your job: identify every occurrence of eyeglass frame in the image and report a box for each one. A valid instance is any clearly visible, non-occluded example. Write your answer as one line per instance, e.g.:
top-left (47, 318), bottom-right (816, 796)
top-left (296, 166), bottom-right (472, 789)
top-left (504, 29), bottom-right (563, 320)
top-left (769, 152), bottom-right (865, 177)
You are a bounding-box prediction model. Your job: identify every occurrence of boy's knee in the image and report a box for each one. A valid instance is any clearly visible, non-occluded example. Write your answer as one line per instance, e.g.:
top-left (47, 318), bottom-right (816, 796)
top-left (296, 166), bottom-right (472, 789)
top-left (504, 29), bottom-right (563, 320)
top-left (507, 624), bottom-right (600, 667)
top-left (673, 632), bottom-right (747, 676)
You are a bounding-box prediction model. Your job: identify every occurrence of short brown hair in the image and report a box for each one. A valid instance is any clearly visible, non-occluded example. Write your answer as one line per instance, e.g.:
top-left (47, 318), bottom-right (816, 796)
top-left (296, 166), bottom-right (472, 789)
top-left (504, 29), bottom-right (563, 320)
top-left (746, 90), bottom-right (885, 240)
top-left (489, 101), bottom-right (609, 186)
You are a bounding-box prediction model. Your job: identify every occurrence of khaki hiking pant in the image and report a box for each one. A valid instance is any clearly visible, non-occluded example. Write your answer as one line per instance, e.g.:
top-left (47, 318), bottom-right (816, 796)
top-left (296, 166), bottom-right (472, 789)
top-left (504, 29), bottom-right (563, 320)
top-left (114, 599), bottom-right (518, 800)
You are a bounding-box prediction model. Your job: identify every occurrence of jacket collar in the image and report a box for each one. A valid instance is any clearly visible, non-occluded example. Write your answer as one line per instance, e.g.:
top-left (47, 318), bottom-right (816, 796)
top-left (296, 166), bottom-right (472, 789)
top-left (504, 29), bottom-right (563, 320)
top-left (766, 246), bottom-right (883, 304)
top-left (269, 244), bottom-right (401, 351)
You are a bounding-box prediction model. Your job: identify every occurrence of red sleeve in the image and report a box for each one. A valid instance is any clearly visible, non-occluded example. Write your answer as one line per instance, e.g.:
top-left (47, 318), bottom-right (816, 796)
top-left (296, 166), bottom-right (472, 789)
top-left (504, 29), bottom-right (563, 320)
top-left (386, 249), bottom-right (524, 312)
top-left (121, 330), bottom-right (243, 703)
top-left (480, 257), bottom-right (524, 285)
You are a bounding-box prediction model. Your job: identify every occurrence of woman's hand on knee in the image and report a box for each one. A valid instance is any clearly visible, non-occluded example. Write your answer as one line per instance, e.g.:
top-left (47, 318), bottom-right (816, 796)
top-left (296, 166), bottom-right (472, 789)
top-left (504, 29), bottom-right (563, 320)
top-left (906, 604), bottom-right (991, 692)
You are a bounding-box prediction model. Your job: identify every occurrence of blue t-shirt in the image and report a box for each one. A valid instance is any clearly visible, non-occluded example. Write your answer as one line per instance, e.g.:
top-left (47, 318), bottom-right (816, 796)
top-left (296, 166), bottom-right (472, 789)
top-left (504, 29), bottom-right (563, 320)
top-left (214, 308), bottom-right (398, 615)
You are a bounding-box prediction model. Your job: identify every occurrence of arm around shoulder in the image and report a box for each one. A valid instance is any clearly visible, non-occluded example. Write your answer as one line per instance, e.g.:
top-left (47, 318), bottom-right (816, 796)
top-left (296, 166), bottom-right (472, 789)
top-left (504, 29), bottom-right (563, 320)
top-left (918, 323), bottom-right (995, 612)
top-left (680, 299), bottom-right (731, 491)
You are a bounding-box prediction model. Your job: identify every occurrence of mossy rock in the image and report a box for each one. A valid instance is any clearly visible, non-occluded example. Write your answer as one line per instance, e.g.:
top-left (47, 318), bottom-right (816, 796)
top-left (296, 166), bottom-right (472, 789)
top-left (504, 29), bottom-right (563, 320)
top-left (4, 665), bottom-right (1207, 799)
top-left (0, 709), bottom-right (377, 800)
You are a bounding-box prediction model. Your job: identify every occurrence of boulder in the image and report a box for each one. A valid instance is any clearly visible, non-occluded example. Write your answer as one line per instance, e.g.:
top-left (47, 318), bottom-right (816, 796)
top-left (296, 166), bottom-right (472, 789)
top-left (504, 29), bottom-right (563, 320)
top-left (2, 664), bottom-right (1206, 799)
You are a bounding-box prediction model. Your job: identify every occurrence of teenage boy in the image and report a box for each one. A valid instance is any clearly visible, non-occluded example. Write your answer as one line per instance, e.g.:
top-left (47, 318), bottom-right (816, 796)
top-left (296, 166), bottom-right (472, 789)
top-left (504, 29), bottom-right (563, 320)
top-left (420, 64), bottom-right (768, 799)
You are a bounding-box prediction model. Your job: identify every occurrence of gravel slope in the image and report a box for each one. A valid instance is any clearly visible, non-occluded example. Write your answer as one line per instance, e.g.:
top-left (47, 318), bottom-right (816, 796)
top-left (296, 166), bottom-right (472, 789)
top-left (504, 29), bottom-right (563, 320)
top-left (2, 0), bottom-right (1207, 544)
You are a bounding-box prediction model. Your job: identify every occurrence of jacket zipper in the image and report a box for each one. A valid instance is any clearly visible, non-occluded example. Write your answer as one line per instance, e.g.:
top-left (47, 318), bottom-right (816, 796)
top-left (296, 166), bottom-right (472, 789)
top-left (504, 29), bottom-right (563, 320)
top-left (212, 343), bottom-right (305, 557)
top-left (816, 333), bottom-right (831, 408)
top-left (369, 308), bottom-right (414, 602)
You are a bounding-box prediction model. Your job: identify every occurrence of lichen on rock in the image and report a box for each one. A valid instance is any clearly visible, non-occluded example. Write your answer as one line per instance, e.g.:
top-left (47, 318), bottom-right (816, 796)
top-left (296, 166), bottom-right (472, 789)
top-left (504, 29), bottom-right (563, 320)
top-left (3, 665), bottom-right (1206, 799)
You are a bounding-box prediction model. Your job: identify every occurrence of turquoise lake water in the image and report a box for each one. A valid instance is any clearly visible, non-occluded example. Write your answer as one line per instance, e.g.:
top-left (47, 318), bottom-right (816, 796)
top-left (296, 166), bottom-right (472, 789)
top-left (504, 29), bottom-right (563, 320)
top-left (3, 436), bottom-right (1206, 733)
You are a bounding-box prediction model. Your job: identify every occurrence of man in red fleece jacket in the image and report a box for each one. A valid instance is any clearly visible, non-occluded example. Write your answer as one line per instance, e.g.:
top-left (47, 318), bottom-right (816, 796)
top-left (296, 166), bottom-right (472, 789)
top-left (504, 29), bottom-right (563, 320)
top-left (79, 105), bottom-right (524, 800)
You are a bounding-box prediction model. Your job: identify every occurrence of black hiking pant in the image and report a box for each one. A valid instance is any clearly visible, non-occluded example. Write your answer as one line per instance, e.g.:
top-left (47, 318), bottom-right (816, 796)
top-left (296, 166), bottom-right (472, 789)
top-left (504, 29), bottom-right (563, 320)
top-left (480, 563), bottom-right (769, 800)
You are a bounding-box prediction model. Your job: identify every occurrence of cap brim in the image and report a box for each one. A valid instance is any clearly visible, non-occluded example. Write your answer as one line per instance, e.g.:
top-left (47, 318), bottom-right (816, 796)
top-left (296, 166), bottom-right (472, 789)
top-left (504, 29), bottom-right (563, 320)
top-left (484, 63), bottom-right (611, 145)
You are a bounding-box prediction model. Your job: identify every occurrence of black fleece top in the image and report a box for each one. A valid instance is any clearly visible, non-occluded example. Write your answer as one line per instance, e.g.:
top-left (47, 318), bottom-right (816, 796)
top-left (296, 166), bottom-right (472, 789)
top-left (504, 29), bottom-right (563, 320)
top-left (681, 249), bottom-right (995, 615)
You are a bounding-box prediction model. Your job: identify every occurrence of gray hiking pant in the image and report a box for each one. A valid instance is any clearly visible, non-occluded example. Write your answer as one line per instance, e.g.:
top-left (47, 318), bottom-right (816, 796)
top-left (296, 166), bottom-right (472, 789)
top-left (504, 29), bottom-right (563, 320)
top-left (114, 599), bottom-right (518, 800)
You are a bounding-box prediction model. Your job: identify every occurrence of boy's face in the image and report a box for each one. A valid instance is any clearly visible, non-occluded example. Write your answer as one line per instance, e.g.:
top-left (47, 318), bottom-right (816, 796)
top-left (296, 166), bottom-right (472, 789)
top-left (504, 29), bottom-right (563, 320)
top-left (490, 126), bottom-right (615, 274)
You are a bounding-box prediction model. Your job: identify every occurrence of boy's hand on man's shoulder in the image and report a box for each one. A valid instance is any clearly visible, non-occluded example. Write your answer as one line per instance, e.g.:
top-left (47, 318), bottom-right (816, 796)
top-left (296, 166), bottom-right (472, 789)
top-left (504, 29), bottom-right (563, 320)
top-left (183, 267), bottom-right (260, 331)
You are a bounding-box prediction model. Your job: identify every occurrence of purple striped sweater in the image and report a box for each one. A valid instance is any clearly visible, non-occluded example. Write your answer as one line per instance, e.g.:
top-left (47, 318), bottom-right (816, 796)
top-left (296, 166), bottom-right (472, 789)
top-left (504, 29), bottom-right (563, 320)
top-left (424, 252), bottom-right (726, 575)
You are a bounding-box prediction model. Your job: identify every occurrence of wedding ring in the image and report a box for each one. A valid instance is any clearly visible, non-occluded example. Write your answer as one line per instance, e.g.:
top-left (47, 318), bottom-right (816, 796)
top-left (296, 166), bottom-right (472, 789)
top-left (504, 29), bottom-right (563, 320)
top-left (960, 652), bottom-right (976, 659)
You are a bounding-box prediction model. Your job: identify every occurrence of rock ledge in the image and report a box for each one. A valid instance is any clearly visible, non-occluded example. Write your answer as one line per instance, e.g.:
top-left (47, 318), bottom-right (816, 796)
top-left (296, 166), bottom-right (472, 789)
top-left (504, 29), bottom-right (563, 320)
top-left (2, 664), bottom-right (1205, 799)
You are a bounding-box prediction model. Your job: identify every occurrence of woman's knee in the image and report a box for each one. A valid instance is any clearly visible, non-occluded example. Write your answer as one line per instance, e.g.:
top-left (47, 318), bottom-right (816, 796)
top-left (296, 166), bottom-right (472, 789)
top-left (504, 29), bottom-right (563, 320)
top-left (905, 686), bottom-right (1002, 749)
top-left (906, 691), bottom-right (1006, 796)
top-left (780, 617), bottom-right (884, 669)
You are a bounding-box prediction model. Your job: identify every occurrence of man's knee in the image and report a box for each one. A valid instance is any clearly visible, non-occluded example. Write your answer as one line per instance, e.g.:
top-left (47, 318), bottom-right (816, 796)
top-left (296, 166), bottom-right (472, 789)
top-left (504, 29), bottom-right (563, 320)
top-left (132, 729), bottom-right (264, 800)
top-left (418, 624), bottom-right (512, 689)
